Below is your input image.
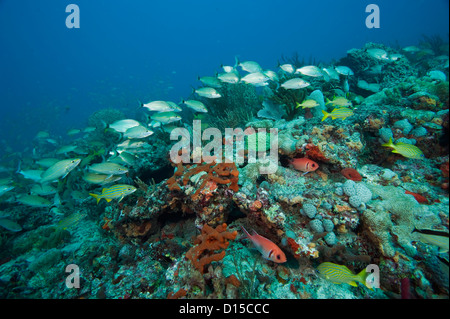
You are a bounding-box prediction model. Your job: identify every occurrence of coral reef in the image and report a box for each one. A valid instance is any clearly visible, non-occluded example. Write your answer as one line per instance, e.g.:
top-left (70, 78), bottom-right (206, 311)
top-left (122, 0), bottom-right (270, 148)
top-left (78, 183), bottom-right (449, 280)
top-left (166, 160), bottom-right (239, 227)
top-left (0, 39), bottom-right (448, 300)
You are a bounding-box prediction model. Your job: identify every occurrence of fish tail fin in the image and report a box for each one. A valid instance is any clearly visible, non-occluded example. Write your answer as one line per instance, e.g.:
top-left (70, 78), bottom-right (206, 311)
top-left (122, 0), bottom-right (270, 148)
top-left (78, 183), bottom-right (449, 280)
top-left (381, 137), bottom-right (395, 148)
top-left (240, 225), bottom-right (251, 239)
top-left (325, 98), bottom-right (332, 105)
top-left (15, 160), bottom-right (22, 174)
top-left (89, 193), bottom-right (101, 204)
top-left (133, 99), bottom-right (143, 112)
top-left (234, 55), bottom-right (240, 69)
top-left (356, 268), bottom-right (373, 290)
top-left (296, 101), bottom-right (301, 109)
top-left (321, 110), bottom-right (329, 122)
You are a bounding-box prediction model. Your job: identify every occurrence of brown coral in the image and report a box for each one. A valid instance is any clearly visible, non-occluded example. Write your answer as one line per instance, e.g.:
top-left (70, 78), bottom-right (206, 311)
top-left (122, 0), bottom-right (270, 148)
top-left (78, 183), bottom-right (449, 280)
top-left (185, 223), bottom-right (237, 274)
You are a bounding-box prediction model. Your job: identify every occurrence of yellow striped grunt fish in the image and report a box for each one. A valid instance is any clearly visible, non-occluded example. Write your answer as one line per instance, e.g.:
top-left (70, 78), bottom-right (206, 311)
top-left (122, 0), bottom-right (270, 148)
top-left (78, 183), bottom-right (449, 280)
top-left (317, 262), bottom-right (370, 288)
top-left (40, 158), bottom-right (81, 184)
top-left (381, 137), bottom-right (424, 159)
top-left (89, 184), bottom-right (137, 204)
top-left (321, 107), bottom-right (354, 121)
top-left (56, 212), bottom-right (87, 230)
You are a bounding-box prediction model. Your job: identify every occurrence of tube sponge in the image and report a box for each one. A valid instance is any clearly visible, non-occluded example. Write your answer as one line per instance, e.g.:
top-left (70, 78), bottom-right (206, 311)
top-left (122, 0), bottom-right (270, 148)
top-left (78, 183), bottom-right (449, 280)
top-left (301, 203), bottom-right (317, 219)
top-left (343, 180), bottom-right (372, 203)
top-left (324, 232), bottom-right (337, 246)
top-left (355, 183), bottom-right (372, 203)
top-left (309, 219), bottom-right (324, 233)
top-left (379, 127), bottom-right (393, 143)
top-left (322, 219), bottom-right (334, 232)
top-left (393, 119), bottom-right (413, 135)
top-left (343, 180), bottom-right (357, 196)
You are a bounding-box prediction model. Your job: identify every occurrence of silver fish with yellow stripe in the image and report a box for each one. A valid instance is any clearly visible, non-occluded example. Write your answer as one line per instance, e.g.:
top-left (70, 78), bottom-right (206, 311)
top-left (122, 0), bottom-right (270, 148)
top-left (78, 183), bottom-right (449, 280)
top-left (198, 76), bottom-right (222, 88)
top-left (89, 184), bottom-right (137, 204)
top-left (142, 100), bottom-right (180, 112)
top-left (109, 119), bottom-right (141, 133)
top-left (40, 158), bottom-right (81, 184)
top-left (194, 87), bottom-right (222, 99)
top-left (17, 194), bottom-right (52, 207)
top-left (83, 172), bottom-right (122, 185)
top-left (151, 112), bottom-right (182, 124)
top-left (413, 228), bottom-right (449, 253)
top-left (281, 78), bottom-right (310, 90)
top-left (0, 217), bottom-right (22, 232)
top-left (0, 185), bottom-right (14, 197)
top-left (182, 100), bottom-right (208, 113)
top-left (124, 125), bottom-right (154, 139)
top-left (31, 184), bottom-right (57, 196)
top-left (295, 65), bottom-right (324, 77)
top-left (89, 162), bottom-right (128, 176)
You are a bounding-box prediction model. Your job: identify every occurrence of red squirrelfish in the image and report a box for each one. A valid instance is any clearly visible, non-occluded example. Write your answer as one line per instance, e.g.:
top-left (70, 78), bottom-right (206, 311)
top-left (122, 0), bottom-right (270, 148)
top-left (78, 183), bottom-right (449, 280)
top-left (289, 157), bottom-right (319, 174)
top-left (241, 226), bottom-right (287, 263)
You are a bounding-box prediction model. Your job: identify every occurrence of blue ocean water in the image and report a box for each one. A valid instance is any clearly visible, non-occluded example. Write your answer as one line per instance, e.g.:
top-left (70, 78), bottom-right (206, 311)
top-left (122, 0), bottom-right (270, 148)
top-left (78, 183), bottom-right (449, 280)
top-left (0, 0), bottom-right (448, 154)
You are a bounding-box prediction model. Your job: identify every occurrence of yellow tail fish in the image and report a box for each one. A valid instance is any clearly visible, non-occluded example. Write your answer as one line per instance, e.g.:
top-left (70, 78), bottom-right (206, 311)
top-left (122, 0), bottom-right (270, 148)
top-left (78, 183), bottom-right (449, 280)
top-left (89, 184), bottom-right (136, 204)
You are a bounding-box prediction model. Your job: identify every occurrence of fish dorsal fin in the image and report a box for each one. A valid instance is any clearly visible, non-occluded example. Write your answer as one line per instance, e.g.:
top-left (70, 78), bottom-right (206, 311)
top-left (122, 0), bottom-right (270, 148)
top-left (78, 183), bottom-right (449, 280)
top-left (414, 228), bottom-right (450, 237)
top-left (251, 229), bottom-right (259, 236)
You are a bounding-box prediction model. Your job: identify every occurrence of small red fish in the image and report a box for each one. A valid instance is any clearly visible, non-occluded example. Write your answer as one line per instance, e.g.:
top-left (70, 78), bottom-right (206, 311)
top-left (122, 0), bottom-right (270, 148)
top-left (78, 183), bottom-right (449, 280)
top-left (241, 226), bottom-right (287, 263)
top-left (289, 157), bottom-right (319, 174)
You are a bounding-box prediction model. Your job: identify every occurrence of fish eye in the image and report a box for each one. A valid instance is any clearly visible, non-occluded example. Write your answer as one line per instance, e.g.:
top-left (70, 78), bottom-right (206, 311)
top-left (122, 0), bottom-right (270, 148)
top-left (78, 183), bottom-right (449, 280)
top-left (276, 255), bottom-right (281, 260)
